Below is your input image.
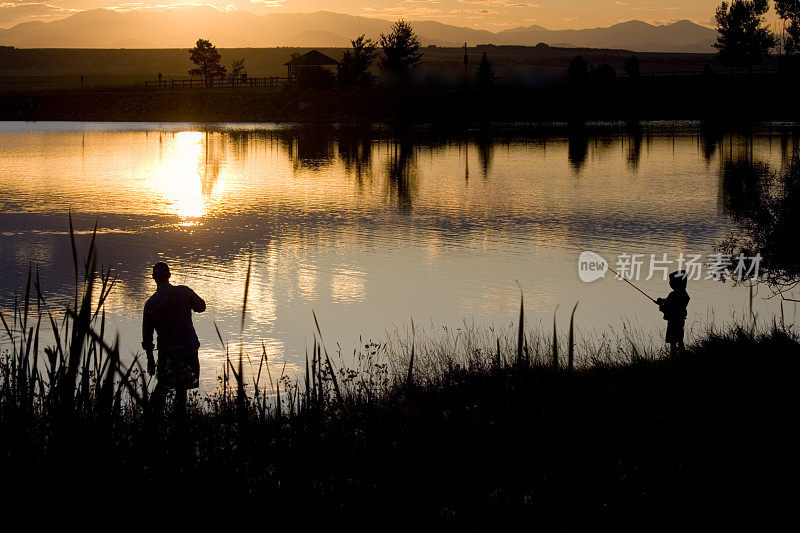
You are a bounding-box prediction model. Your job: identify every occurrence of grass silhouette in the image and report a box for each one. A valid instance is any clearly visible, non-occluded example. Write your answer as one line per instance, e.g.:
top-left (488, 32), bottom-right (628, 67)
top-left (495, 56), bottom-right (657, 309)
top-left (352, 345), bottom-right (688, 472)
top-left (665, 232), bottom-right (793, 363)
top-left (1, 218), bottom-right (798, 527)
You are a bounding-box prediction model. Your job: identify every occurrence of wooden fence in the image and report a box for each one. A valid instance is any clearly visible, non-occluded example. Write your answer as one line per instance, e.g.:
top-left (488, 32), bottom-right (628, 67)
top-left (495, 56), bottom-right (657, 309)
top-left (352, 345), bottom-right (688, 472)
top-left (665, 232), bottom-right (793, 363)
top-left (145, 77), bottom-right (289, 90)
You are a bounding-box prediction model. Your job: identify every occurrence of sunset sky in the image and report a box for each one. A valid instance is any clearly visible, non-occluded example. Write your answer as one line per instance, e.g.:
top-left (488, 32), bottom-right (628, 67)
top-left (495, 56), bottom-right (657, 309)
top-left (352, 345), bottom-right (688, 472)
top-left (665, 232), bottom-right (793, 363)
top-left (0, 1), bottom-right (762, 31)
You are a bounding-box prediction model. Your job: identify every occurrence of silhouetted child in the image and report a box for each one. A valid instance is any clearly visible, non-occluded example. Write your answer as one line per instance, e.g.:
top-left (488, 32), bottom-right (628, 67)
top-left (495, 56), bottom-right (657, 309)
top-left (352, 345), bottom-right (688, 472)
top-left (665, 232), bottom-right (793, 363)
top-left (656, 271), bottom-right (690, 356)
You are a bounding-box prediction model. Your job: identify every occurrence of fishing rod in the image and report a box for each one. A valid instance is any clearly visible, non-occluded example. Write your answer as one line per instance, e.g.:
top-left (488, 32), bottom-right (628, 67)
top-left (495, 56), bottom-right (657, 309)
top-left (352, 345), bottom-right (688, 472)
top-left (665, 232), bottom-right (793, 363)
top-left (603, 260), bottom-right (657, 304)
top-left (564, 238), bottom-right (657, 304)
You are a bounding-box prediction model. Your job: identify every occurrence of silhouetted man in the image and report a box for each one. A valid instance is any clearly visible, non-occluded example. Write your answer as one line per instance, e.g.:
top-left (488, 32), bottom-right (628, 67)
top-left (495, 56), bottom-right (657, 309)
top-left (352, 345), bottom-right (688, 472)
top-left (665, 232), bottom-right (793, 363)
top-left (142, 262), bottom-right (206, 411)
top-left (656, 270), bottom-right (690, 357)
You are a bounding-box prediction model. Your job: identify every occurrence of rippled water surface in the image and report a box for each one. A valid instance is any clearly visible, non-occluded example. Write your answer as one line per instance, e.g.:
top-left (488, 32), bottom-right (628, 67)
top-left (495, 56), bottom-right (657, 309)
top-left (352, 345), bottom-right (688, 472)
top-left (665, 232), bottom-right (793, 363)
top-left (1, 121), bottom-right (798, 390)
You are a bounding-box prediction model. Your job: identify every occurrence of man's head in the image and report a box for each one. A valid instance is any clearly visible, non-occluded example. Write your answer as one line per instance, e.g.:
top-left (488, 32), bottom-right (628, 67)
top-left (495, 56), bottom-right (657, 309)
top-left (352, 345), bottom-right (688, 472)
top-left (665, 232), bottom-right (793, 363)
top-left (152, 261), bottom-right (171, 284)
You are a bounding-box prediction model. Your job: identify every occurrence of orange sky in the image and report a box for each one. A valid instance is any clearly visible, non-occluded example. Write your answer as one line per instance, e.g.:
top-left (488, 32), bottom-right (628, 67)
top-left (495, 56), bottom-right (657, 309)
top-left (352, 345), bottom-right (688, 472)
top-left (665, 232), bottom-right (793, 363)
top-left (2, 1), bottom-right (779, 31)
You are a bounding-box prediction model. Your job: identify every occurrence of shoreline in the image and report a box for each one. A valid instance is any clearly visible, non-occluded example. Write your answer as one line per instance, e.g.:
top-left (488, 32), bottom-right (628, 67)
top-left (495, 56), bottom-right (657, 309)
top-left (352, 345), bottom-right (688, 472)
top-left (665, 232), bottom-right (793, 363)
top-left (3, 291), bottom-right (798, 527)
top-left (3, 72), bottom-right (799, 123)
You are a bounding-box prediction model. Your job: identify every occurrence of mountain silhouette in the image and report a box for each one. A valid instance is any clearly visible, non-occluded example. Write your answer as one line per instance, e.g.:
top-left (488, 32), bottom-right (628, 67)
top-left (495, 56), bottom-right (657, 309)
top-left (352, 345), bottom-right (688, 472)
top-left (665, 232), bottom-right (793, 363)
top-left (496, 20), bottom-right (716, 52)
top-left (0, 8), bottom-right (716, 52)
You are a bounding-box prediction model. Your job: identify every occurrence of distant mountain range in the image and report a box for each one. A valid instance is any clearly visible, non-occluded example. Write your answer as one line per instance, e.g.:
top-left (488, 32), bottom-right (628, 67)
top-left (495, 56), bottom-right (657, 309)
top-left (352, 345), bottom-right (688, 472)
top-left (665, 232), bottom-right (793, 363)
top-left (0, 8), bottom-right (717, 53)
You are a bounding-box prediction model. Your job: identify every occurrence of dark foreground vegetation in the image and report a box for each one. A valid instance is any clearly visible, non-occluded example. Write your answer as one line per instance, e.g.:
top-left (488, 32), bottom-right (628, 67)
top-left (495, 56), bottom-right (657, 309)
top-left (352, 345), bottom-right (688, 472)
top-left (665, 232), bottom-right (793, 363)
top-left (1, 225), bottom-right (799, 527)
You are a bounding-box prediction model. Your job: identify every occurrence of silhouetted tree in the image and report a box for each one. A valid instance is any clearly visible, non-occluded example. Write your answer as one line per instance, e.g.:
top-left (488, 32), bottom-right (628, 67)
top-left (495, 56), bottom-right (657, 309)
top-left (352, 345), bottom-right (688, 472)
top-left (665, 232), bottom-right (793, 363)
top-left (189, 39), bottom-right (226, 87)
top-left (775, 0), bottom-right (800, 60)
top-left (594, 63), bottom-right (616, 87)
top-left (624, 55), bottom-right (641, 78)
top-left (476, 51), bottom-right (495, 89)
top-left (622, 56), bottom-right (643, 116)
top-left (339, 35), bottom-right (377, 87)
top-left (567, 55), bottom-right (590, 89)
top-left (714, 0), bottom-right (776, 71)
top-left (228, 58), bottom-right (246, 83)
top-left (379, 20), bottom-right (422, 76)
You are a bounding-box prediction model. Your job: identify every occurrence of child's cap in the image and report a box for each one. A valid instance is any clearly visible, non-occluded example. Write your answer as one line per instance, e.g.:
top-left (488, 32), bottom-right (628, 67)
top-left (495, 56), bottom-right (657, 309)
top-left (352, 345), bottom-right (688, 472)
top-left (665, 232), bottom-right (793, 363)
top-left (669, 270), bottom-right (688, 290)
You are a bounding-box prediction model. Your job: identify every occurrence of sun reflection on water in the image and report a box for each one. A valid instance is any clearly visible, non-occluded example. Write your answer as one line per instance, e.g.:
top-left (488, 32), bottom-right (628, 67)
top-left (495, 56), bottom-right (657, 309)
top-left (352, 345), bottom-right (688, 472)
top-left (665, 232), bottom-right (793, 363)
top-left (154, 131), bottom-right (207, 220)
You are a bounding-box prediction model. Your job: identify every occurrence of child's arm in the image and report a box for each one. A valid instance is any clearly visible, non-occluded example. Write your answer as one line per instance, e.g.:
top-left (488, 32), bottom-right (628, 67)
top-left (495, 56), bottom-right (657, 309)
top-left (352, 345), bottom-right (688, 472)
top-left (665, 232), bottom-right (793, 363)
top-left (657, 293), bottom-right (675, 319)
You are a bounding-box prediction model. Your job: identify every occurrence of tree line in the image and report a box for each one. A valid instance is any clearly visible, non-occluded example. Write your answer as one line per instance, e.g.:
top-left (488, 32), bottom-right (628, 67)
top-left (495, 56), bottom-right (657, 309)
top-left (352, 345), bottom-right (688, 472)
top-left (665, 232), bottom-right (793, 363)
top-left (187, 3), bottom-right (800, 92)
top-left (188, 19), bottom-right (497, 90)
top-left (714, 0), bottom-right (800, 71)
top-left (564, 0), bottom-right (799, 88)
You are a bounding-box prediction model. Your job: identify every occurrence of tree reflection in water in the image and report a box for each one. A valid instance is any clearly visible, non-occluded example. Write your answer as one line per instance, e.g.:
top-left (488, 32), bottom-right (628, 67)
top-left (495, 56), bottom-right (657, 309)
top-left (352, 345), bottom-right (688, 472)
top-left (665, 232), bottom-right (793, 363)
top-left (719, 155), bottom-right (800, 296)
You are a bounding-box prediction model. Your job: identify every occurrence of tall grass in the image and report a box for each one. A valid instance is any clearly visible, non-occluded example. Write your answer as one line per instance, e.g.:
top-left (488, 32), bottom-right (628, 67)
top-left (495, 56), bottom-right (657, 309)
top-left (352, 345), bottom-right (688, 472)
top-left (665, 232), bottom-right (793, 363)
top-left (2, 220), bottom-right (798, 527)
top-left (568, 301), bottom-right (579, 372)
top-left (552, 304), bottom-right (559, 369)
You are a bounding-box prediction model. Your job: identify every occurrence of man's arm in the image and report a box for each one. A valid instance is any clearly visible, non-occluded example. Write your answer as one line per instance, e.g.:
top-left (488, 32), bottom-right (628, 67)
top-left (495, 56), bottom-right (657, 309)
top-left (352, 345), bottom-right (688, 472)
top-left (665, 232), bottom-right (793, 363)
top-left (186, 287), bottom-right (206, 313)
top-left (142, 305), bottom-right (156, 375)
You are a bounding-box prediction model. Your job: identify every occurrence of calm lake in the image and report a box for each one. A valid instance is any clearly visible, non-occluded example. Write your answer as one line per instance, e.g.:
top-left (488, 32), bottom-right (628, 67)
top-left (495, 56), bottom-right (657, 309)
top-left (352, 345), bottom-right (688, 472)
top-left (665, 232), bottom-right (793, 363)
top-left (1, 121), bottom-right (798, 390)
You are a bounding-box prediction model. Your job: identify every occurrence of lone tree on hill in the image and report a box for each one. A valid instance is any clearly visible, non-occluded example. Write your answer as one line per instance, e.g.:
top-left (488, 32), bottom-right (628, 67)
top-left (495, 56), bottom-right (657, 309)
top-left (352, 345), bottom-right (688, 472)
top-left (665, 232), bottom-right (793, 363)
top-left (379, 20), bottom-right (422, 76)
top-left (189, 38), bottom-right (226, 87)
top-left (714, 0), bottom-right (776, 71)
top-left (339, 34), bottom-right (378, 87)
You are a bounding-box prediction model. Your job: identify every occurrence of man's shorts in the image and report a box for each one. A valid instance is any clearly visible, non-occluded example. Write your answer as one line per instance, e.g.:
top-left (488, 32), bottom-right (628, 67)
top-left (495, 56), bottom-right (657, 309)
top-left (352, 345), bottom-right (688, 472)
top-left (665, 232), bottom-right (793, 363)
top-left (157, 346), bottom-right (200, 390)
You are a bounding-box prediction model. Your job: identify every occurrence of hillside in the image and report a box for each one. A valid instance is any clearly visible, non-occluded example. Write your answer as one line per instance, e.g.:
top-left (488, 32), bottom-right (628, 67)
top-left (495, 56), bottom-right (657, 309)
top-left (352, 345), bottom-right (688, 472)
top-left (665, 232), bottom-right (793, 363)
top-left (0, 8), bottom-right (717, 52)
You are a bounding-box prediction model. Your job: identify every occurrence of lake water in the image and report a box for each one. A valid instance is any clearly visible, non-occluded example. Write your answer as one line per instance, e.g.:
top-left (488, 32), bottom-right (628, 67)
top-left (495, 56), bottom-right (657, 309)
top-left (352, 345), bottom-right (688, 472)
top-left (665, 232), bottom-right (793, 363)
top-left (1, 121), bottom-right (798, 391)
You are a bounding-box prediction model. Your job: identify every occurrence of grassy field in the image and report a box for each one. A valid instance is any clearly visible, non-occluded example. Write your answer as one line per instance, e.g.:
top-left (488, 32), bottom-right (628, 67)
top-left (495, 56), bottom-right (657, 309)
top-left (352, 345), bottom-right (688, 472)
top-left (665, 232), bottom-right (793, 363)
top-left (1, 45), bottom-right (793, 122)
top-left (0, 45), bottom-right (736, 92)
top-left (0, 45), bottom-right (794, 122)
top-left (1, 71), bottom-right (797, 123)
top-left (1, 222), bottom-right (798, 527)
